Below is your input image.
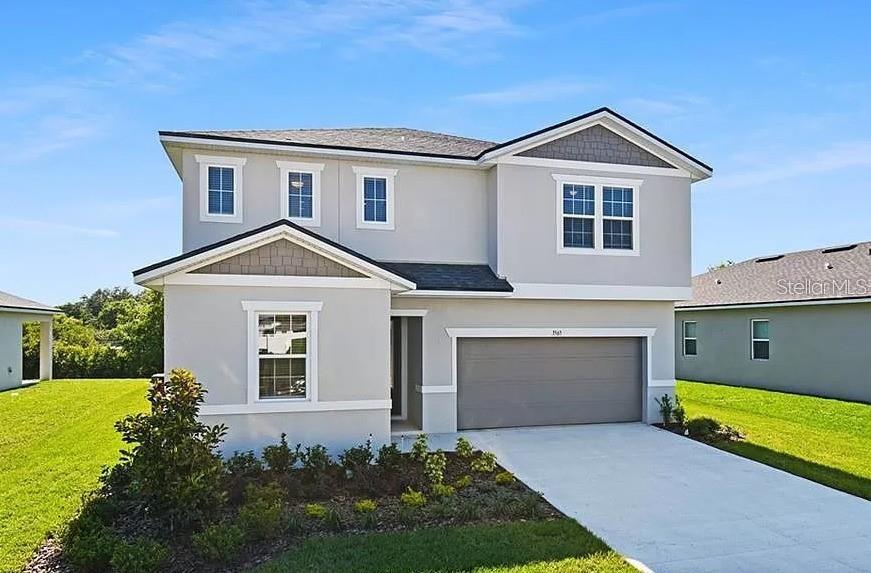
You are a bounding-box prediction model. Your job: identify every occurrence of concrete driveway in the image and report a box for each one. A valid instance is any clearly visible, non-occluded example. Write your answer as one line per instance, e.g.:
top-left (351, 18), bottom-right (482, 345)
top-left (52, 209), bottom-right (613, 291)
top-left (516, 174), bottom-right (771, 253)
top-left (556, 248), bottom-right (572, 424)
top-left (433, 423), bottom-right (871, 573)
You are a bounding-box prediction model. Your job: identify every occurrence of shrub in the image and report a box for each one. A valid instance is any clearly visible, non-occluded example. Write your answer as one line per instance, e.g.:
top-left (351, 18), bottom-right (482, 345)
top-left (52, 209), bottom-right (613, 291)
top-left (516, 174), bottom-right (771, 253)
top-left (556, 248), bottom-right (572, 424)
top-left (300, 445), bottom-right (333, 475)
top-left (340, 438), bottom-right (374, 472)
top-left (424, 449), bottom-right (447, 485)
top-left (376, 443), bottom-right (403, 473)
top-left (431, 483), bottom-right (455, 498)
top-left (494, 471), bottom-right (516, 485)
top-left (62, 516), bottom-right (118, 573)
top-left (455, 436), bottom-right (474, 459)
top-left (192, 522), bottom-right (245, 563)
top-left (225, 450), bottom-right (263, 479)
top-left (359, 510), bottom-right (378, 529)
top-left (110, 538), bottom-right (169, 573)
top-left (673, 395), bottom-right (687, 427)
top-left (245, 481), bottom-right (285, 505)
top-left (238, 499), bottom-right (283, 541)
top-left (354, 499), bottom-right (377, 513)
top-left (262, 433), bottom-right (299, 474)
top-left (471, 451), bottom-right (497, 473)
top-left (305, 503), bottom-right (328, 518)
top-left (410, 434), bottom-right (429, 461)
top-left (453, 475), bottom-right (473, 489)
top-left (114, 368), bottom-right (227, 529)
top-left (686, 416), bottom-right (721, 439)
top-left (400, 487), bottom-right (427, 508)
top-left (655, 394), bottom-right (675, 426)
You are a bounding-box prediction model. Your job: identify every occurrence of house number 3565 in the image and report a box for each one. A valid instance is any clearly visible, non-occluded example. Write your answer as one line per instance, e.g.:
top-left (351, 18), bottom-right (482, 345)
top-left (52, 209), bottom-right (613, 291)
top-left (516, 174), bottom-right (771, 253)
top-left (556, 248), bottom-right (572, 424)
top-left (552, 329), bottom-right (563, 336)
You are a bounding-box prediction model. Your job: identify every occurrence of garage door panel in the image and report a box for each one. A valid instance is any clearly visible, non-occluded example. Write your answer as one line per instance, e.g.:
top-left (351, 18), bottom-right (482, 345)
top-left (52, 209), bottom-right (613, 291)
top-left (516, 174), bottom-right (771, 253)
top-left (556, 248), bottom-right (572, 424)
top-left (457, 337), bottom-right (642, 430)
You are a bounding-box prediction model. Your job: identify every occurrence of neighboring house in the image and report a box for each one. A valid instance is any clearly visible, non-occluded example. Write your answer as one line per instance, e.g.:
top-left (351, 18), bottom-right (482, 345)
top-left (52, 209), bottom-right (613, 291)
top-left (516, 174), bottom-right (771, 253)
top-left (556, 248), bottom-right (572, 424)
top-left (676, 242), bottom-right (871, 403)
top-left (133, 107), bottom-right (712, 452)
top-left (0, 290), bottom-right (59, 391)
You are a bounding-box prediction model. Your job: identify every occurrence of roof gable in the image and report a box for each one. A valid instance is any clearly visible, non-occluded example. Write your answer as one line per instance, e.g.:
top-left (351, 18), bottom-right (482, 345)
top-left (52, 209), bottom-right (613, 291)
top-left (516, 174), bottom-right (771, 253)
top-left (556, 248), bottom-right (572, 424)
top-left (517, 124), bottom-right (676, 169)
top-left (133, 220), bottom-right (416, 291)
top-left (192, 239), bottom-right (366, 278)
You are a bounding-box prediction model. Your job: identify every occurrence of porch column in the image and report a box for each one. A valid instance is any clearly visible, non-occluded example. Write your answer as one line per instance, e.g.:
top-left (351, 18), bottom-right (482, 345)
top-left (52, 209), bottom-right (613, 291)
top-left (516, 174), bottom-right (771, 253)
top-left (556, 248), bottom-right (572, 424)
top-left (39, 319), bottom-right (53, 380)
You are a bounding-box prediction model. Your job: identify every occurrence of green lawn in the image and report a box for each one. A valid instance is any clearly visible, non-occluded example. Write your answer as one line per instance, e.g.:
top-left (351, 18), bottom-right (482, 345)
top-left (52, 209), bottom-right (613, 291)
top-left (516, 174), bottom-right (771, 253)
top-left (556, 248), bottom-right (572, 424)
top-left (0, 379), bottom-right (148, 573)
top-left (677, 380), bottom-right (871, 500)
top-left (254, 519), bottom-right (635, 573)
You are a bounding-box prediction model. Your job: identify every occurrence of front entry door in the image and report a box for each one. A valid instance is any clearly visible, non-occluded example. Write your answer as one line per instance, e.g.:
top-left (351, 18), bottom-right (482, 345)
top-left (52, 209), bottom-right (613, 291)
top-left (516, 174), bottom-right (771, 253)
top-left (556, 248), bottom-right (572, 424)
top-left (390, 317), bottom-right (403, 417)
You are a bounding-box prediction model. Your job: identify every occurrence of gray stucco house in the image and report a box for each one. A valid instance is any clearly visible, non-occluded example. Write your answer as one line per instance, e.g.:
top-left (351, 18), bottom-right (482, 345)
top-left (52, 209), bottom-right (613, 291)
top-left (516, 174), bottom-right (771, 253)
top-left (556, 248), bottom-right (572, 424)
top-left (676, 242), bottom-right (871, 403)
top-left (0, 291), bottom-right (59, 391)
top-left (133, 107), bottom-right (712, 453)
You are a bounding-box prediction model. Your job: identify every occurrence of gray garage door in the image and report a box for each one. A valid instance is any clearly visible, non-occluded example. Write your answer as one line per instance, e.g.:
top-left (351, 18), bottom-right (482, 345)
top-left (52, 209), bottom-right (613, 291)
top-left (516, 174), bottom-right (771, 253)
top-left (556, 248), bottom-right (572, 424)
top-left (457, 337), bottom-right (642, 430)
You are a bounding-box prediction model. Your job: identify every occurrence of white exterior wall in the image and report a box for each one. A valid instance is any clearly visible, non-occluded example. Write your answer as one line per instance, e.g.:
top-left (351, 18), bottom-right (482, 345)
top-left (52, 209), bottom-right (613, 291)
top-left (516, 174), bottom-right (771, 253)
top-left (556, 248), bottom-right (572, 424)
top-left (163, 284), bottom-right (392, 453)
top-left (0, 314), bottom-right (22, 390)
top-left (390, 297), bottom-right (677, 432)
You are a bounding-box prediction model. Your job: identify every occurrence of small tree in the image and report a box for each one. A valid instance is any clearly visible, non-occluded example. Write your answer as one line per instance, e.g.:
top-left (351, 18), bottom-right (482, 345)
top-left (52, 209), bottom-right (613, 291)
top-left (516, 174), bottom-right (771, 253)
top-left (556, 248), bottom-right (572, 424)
top-left (114, 368), bottom-right (227, 530)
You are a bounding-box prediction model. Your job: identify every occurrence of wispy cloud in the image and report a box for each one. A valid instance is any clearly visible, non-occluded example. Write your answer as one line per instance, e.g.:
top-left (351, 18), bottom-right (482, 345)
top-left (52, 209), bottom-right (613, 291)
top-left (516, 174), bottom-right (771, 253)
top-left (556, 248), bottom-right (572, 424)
top-left (456, 78), bottom-right (601, 104)
top-left (717, 140), bottom-right (871, 188)
top-left (618, 95), bottom-right (710, 118)
top-left (0, 0), bottom-right (525, 162)
top-left (1, 218), bottom-right (119, 238)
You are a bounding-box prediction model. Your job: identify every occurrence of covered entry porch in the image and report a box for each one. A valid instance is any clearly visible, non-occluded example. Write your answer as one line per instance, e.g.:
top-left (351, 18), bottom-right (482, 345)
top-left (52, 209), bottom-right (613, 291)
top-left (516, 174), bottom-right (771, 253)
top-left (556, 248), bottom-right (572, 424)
top-left (0, 290), bottom-right (59, 391)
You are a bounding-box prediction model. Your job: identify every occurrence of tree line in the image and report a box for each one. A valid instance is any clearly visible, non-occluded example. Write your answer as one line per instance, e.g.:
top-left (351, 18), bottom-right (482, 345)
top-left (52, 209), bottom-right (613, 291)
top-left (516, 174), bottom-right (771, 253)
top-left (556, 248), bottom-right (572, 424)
top-left (23, 287), bottom-right (163, 379)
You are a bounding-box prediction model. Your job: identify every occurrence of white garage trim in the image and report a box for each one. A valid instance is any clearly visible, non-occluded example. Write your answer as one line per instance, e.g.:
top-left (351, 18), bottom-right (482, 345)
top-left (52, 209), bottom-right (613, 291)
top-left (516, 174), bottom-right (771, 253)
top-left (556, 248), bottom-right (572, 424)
top-left (439, 326), bottom-right (657, 432)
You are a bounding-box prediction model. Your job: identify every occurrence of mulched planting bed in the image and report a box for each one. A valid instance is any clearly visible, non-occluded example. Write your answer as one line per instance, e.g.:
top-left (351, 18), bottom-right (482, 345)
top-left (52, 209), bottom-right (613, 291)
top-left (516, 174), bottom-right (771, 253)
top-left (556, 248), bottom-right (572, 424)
top-left (25, 449), bottom-right (561, 573)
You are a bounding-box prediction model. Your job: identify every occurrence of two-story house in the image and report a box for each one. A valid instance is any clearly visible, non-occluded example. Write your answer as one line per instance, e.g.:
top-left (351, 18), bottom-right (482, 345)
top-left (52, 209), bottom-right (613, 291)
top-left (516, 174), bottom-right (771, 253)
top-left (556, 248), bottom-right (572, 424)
top-left (133, 107), bottom-right (712, 453)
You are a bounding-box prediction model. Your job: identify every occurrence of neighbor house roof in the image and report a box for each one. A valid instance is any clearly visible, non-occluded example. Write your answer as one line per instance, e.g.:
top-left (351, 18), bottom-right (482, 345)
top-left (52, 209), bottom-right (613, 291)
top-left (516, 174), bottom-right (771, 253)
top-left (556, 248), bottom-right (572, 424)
top-left (133, 219), bottom-right (512, 293)
top-left (677, 241), bottom-right (871, 309)
top-left (0, 290), bottom-right (60, 314)
top-left (379, 262), bottom-right (513, 293)
top-left (159, 107), bottom-right (712, 177)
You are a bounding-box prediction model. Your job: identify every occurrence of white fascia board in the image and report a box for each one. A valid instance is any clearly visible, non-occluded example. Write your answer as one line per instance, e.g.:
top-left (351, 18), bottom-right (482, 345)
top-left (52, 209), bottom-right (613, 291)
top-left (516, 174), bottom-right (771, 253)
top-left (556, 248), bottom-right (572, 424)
top-left (134, 225), bottom-right (416, 291)
top-left (159, 135), bottom-right (482, 169)
top-left (0, 307), bottom-right (61, 316)
top-left (675, 296), bottom-right (871, 311)
top-left (395, 289), bottom-right (513, 298)
top-left (498, 155), bottom-right (691, 178)
top-left (511, 283), bottom-right (692, 301)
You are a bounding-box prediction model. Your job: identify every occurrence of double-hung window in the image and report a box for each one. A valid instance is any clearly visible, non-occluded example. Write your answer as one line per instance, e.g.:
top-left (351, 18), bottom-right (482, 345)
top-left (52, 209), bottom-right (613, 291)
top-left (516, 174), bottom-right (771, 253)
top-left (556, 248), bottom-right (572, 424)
top-left (196, 155), bottom-right (246, 223)
top-left (354, 166), bottom-right (397, 230)
top-left (243, 301), bottom-right (321, 405)
top-left (554, 175), bottom-right (641, 255)
top-left (751, 319), bottom-right (770, 360)
top-left (682, 321), bottom-right (698, 356)
top-left (277, 161), bottom-right (323, 226)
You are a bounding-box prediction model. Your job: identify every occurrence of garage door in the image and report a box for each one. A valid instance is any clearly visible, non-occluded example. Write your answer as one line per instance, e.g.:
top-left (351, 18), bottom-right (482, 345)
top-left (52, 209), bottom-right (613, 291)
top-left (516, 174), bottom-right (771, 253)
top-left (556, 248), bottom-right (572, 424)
top-left (457, 337), bottom-right (642, 430)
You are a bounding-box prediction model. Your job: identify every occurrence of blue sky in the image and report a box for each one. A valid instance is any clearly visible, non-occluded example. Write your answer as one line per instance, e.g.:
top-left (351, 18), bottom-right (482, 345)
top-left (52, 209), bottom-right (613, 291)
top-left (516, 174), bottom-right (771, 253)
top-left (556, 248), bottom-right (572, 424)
top-left (2, 1), bottom-right (871, 305)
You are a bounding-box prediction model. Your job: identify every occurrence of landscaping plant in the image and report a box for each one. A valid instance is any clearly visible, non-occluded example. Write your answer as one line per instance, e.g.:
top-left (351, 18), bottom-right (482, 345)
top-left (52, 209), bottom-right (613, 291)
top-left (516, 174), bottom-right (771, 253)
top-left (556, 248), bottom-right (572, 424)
top-left (454, 475), bottom-right (473, 489)
top-left (304, 503), bottom-right (328, 518)
top-left (354, 499), bottom-right (377, 513)
top-left (191, 522), bottom-right (245, 563)
top-left (410, 433), bottom-right (429, 461)
top-left (375, 443), bottom-right (403, 472)
top-left (113, 368), bottom-right (227, 529)
top-left (655, 393), bottom-right (675, 426)
top-left (262, 433), bottom-right (299, 474)
top-left (400, 487), bottom-right (427, 508)
top-left (495, 471), bottom-right (516, 485)
top-left (110, 538), bottom-right (169, 573)
top-left (424, 449), bottom-right (447, 485)
top-left (432, 483), bottom-right (456, 498)
top-left (471, 451), bottom-right (497, 473)
top-left (455, 436), bottom-right (474, 459)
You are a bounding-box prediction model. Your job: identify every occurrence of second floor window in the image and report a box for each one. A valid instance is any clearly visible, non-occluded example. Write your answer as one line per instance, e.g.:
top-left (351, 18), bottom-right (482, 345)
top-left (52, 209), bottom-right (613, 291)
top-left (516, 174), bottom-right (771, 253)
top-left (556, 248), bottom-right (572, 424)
top-left (288, 172), bottom-right (313, 219)
top-left (363, 177), bottom-right (388, 223)
top-left (208, 166), bottom-right (235, 215)
top-left (554, 175), bottom-right (641, 255)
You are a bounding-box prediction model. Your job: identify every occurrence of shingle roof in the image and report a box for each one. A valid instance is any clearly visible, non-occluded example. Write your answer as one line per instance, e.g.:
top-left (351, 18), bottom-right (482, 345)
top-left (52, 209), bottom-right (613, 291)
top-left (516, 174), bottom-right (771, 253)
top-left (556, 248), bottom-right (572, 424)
top-left (379, 262), bottom-right (513, 292)
top-left (0, 290), bottom-right (59, 313)
top-left (162, 127), bottom-right (495, 159)
top-left (677, 241), bottom-right (871, 308)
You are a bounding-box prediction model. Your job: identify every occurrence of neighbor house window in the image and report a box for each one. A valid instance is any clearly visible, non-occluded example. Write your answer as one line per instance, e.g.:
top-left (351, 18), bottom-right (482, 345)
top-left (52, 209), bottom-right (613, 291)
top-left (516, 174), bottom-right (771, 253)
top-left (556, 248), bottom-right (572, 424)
top-left (196, 155), bottom-right (246, 223)
top-left (277, 161), bottom-right (324, 226)
top-left (751, 319), bottom-right (770, 360)
top-left (354, 166), bottom-right (397, 230)
top-left (257, 313), bottom-right (308, 399)
top-left (682, 321), bottom-right (698, 356)
top-left (554, 175), bottom-right (641, 255)
top-left (242, 301), bottom-right (321, 405)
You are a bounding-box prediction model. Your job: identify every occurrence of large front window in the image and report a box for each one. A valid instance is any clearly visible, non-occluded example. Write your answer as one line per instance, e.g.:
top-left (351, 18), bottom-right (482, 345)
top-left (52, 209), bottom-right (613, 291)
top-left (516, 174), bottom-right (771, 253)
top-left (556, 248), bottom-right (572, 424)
top-left (257, 313), bottom-right (308, 399)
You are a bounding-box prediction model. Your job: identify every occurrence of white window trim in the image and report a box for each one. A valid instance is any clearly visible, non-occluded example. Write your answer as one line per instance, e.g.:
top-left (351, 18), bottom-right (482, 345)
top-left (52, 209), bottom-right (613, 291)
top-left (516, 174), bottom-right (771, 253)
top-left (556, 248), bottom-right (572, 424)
top-left (277, 160), bottom-right (324, 227)
top-left (196, 154), bottom-right (247, 223)
top-left (750, 318), bottom-right (770, 361)
top-left (682, 320), bottom-right (698, 357)
top-left (553, 174), bottom-right (641, 256)
top-left (242, 300), bottom-right (322, 406)
top-left (354, 166), bottom-right (397, 230)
